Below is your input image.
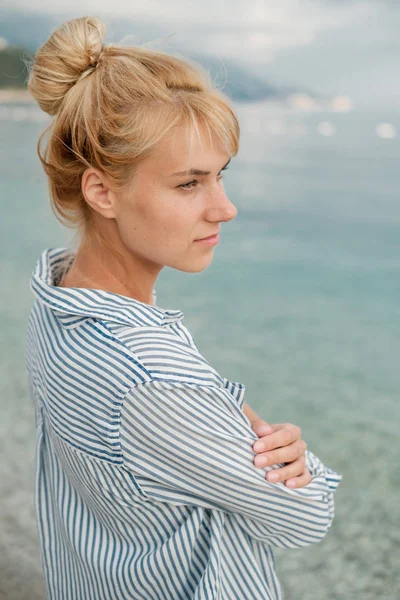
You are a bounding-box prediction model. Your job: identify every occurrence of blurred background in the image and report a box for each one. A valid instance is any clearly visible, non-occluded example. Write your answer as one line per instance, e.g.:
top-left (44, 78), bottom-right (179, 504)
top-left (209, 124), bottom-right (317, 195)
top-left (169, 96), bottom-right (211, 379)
top-left (1, 1), bottom-right (399, 599)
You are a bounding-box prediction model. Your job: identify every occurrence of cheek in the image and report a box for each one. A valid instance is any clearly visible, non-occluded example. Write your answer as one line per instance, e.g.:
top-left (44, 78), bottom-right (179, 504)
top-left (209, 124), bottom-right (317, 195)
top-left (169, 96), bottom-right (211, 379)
top-left (118, 192), bottom-right (195, 253)
top-left (145, 194), bottom-right (196, 239)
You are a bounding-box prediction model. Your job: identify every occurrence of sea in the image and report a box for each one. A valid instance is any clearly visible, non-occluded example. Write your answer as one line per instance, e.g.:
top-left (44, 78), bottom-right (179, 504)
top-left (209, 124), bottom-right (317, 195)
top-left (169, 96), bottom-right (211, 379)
top-left (0, 101), bottom-right (399, 600)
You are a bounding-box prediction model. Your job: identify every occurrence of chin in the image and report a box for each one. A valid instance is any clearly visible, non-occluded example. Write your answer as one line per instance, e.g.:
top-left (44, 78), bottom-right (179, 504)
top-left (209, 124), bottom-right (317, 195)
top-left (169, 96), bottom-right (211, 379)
top-left (173, 253), bottom-right (215, 273)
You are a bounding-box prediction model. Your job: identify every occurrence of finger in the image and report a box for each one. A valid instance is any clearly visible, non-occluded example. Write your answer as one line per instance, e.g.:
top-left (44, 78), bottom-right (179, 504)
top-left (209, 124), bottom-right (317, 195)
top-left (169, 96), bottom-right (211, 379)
top-left (253, 425), bottom-right (303, 452)
top-left (252, 422), bottom-right (295, 439)
top-left (284, 469), bottom-right (313, 489)
top-left (264, 458), bottom-right (307, 484)
top-left (259, 423), bottom-right (295, 433)
top-left (251, 419), bottom-right (273, 436)
top-left (254, 440), bottom-right (307, 467)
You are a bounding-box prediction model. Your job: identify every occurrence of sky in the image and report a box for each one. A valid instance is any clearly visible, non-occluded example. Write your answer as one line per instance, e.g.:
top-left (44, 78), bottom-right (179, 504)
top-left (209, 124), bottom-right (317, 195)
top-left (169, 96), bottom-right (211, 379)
top-left (3, 0), bottom-right (400, 109)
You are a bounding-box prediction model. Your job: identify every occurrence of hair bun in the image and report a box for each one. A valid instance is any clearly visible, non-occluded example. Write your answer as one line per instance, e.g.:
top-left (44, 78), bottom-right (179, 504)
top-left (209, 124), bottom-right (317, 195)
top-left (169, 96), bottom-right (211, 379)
top-left (27, 16), bottom-right (106, 116)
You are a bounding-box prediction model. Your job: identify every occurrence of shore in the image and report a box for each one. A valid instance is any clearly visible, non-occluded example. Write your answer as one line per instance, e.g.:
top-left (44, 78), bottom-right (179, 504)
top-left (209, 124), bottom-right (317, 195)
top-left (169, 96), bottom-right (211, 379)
top-left (0, 88), bottom-right (34, 103)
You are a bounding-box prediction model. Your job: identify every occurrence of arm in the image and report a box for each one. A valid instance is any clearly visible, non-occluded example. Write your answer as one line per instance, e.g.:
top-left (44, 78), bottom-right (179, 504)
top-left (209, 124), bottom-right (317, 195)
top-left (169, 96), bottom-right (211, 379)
top-left (120, 380), bottom-right (342, 549)
top-left (230, 446), bottom-right (341, 545)
top-left (237, 403), bottom-right (341, 542)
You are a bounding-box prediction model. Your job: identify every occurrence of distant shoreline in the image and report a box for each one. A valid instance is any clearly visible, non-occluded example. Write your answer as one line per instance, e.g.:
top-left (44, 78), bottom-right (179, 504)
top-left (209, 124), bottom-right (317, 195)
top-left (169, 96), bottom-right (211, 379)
top-left (0, 88), bottom-right (34, 103)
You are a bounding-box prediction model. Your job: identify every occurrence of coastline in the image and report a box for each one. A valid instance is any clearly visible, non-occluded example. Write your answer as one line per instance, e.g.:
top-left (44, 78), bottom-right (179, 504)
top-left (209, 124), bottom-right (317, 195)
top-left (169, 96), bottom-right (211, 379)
top-left (0, 88), bottom-right (34, 104)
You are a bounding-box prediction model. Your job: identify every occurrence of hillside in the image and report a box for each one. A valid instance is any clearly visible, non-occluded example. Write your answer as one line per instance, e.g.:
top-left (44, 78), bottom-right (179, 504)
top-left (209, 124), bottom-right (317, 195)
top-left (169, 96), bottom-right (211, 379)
top-left (0, 44), bottom-right (287, 103)
top-left (0, 8), bottom-right (309, 103)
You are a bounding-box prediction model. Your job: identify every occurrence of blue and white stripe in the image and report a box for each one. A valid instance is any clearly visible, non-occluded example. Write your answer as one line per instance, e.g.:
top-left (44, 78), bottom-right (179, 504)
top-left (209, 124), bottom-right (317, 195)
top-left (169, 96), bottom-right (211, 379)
top-left (25, 246), bottom-right (342, 600)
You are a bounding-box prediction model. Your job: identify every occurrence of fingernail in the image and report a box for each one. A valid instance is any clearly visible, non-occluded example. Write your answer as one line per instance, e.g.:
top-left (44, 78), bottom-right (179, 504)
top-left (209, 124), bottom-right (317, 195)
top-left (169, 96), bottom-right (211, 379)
top-left (267, 472), bottom-right (278, 482)
top-left (254, 455), bottom-right (268, 467)
top-left (286, 480), bottom-right (296, 488)
top-left (257, 425), bottom-right (273, 434)
top-left (253, 441), bottom-right (265, 452)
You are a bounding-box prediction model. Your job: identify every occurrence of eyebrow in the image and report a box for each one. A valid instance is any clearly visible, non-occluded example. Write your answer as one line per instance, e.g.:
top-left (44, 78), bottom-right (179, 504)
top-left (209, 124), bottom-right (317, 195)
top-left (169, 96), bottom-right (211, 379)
top-left (167, 157), bottom-right (231, 178)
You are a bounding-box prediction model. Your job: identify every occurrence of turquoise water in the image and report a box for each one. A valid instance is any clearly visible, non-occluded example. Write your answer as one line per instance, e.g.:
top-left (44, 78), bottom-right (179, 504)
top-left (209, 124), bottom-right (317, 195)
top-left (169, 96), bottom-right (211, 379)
top-left (1, 103), bottom-right (399, 599)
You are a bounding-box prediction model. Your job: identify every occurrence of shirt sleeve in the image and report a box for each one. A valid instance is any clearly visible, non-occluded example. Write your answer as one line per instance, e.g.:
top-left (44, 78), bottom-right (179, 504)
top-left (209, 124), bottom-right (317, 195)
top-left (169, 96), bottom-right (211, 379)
top-left (120, 379), bottom-right (342, 550)
top-left (228, 448), bottom-right (341, 547)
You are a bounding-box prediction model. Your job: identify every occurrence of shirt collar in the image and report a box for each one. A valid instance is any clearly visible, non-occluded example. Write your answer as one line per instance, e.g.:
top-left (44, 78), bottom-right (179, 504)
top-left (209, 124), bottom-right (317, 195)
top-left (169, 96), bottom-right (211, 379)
top-left (30, 247), bottom-right (184, 329)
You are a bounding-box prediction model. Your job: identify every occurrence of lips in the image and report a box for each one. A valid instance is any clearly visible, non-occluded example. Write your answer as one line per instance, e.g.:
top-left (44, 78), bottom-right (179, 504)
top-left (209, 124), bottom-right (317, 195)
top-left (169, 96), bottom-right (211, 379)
top-left (196, 231), bottom-right (220, 241)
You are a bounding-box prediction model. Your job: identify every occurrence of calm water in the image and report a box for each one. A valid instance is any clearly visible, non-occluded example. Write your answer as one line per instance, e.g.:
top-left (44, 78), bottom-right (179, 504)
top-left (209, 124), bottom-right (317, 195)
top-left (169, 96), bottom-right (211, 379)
top-left (1, 103), bottom-right (399, 599)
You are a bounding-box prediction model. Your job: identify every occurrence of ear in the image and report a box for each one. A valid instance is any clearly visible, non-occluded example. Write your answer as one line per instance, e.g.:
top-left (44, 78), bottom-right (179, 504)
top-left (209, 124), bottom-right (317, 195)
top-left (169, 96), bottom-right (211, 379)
top-left (81, 167), bottom-right (117, 219)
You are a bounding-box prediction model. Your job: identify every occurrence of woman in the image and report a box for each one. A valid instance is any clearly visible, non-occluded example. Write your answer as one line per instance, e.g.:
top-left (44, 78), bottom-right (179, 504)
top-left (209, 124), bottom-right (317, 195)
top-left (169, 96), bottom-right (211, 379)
top-left (25, 16), bottom-right (342, 600)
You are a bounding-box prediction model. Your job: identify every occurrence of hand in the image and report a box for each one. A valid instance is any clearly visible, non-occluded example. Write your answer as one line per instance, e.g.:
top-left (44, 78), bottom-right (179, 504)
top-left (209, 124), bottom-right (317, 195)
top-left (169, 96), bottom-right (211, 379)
top-left (251, 420), bottom-right (312, 489)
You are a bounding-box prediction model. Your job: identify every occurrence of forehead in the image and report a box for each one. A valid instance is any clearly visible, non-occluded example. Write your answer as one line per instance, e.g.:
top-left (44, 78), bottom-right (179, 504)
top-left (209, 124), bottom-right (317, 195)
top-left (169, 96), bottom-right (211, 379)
top-left (141, 124), bottom-right (229, 176)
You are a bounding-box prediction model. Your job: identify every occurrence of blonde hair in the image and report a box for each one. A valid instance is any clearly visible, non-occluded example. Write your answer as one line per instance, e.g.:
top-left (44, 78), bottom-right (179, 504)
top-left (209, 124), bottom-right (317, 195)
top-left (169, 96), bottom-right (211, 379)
top-left (26, 15), bottom-right (240, 259)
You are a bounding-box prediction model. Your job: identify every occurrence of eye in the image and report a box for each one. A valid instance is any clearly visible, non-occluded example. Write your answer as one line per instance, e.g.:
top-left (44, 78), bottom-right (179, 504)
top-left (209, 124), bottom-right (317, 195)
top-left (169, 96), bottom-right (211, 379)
top-left (179, 179), bottom-right (199, 191)
top-left (178, 166), bottom-right (229, 191)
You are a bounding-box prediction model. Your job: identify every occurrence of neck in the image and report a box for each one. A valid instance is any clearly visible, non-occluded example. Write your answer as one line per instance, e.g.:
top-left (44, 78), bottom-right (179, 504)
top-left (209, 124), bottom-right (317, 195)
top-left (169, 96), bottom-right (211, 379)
top-left (67, 239), bottom-right (162, 306)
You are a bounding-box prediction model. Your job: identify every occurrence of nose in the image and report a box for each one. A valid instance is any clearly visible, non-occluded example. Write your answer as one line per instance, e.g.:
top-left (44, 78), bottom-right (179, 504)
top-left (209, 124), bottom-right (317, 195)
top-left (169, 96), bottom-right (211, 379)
top-left (206, 187), bottom-right (238, 223)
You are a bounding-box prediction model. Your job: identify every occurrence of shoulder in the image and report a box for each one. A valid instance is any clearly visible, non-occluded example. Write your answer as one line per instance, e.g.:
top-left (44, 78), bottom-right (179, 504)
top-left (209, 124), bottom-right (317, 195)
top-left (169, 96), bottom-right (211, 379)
top-left (102, 320), bottom-right (224, 388)
top-left (89, 318), bottom-right (246, 411)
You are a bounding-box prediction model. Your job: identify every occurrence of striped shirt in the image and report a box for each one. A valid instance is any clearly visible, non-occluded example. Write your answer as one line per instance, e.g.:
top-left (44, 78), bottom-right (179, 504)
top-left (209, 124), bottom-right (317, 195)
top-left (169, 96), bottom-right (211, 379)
top-left (25, 246), bottom-right (342, 600)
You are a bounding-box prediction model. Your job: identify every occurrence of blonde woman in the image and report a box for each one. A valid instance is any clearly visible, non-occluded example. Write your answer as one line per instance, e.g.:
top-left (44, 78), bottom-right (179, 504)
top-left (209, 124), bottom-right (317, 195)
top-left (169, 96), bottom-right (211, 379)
top-left (25, 16), bottom-right (342, 600)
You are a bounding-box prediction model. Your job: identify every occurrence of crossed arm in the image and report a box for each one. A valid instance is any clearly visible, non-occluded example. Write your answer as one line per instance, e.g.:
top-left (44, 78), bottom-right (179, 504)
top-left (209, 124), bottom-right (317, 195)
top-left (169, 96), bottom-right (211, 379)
top-left (121, 381), bottom-right (342, 549)
top-left (242, 402), bottom-right (313, 489)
